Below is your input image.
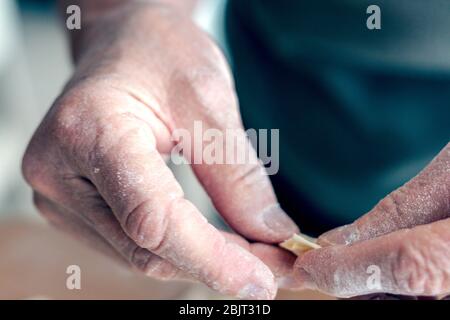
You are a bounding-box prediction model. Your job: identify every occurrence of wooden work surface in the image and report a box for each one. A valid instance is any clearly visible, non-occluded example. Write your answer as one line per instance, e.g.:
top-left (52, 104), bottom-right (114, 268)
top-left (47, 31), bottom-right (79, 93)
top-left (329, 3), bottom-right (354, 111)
top-left (0, 217), bottom-right (332, 300)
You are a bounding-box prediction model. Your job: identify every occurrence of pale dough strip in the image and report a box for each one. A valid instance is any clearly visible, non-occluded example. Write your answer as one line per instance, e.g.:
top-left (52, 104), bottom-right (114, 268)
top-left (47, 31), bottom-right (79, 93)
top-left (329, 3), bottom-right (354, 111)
top-left (280, 233), bottom-right (321, 256)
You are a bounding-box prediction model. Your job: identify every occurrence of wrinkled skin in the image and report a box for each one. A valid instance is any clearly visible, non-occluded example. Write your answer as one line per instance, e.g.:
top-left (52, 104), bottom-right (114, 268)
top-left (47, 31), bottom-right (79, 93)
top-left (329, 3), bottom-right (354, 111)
top-left (22, 1), bottom-right (450, 299)
top-left (295, 143), bottom-right (450, 298)
top-left (22, 3), bottom-right (299, 300)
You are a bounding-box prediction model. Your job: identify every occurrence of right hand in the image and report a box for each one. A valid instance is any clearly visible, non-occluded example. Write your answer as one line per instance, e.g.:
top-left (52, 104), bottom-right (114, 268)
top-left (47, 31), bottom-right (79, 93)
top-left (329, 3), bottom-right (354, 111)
top-left (22, 2), bottom-right (299, 299)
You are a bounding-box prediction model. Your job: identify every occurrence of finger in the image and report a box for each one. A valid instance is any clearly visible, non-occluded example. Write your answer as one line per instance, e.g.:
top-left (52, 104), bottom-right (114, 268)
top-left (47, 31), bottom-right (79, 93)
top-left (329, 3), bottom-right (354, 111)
top-left (33, 192), bottom-right (129, 265)
top-left (78, 115), bottom-right (277, 299)
top-left (221, 232), bottom-right (300, 289)
top-left (35, 176), bottom-right (293, 288)
top-left (35, 183), bottom-right (294, 288)
top-left (191, 131), bottom-right (299, 243)
top-left (169, 76), bottom-right (298, 243)
top-left (319, 142), bottom-right (450, 246)
top-left (33, 192), bottom-right (187, 281)
top-left (250, 243), bottom-right (300, 289)
top-left (295, 218), bottom-right (450, 297)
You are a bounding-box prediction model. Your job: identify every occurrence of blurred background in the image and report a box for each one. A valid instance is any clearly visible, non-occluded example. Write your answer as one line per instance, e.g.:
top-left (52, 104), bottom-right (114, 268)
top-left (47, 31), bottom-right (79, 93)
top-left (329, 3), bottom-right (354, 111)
top-left (0, 0), bottom-right (329, 300)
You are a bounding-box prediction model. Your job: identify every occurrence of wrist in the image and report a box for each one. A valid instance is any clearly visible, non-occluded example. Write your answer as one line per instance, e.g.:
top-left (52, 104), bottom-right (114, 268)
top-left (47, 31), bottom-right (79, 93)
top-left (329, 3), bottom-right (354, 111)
top-left (62, 1), bottom-right (196, 63)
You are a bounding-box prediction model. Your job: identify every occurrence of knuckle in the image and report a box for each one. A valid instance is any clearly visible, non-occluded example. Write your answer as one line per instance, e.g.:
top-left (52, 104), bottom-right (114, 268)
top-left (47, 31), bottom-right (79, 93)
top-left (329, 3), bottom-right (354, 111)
top-left (22, 146), bottom-right (43, 189)
top-left (379, 193), bottom-right (402, 217)
top-left (130, 247), bottom-right (177, 280)
top-left (45, 84), bottom-right (137, 171)
top-left (375, 190), bottom-right (408, 229)
top-left (391, 245), bottom-right (421, 294)
top-left (189, 61), bottom-right (231, 89)
top-left (88, 112), bottom-right (154, 160)
top-left (22, 89), bottom-right (91, 190)
top-left (50, 96), bottom-right (86, 148)
top-left (49, 83), bottom-right (112, 156)
top-left (32, 193), bottom-right (54, 221)
top-left (124, 199), bottom-right (170, 251)
top-left (175, 64), bottom-right (239, 123)
top-left (391, 242), bottom-right (444, 295)
top-left (231, 162), bottom-right (266, 186)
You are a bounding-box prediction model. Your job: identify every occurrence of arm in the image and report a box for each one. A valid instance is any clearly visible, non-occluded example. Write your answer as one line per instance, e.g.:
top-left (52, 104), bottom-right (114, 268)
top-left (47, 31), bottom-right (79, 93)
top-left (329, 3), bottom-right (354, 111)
top-left (57, 0), bottom-right (197, 61)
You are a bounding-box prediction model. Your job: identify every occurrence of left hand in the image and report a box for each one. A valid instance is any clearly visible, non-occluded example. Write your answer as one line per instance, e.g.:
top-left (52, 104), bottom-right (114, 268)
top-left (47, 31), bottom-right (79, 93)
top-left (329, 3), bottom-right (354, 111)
top-left (293, 142), bottom-right (450, 298)
top-left (22, 2), bottom-right (299, 299)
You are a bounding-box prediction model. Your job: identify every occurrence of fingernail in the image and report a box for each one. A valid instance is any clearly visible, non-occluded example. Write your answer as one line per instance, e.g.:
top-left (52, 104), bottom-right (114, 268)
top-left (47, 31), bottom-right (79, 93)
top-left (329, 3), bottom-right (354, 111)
top-left (318, 224), bottom-right (360, 246)
top-left (263, 205), bottom-right (299, 239)
top-left (237, 283), bottom-right (273, 300)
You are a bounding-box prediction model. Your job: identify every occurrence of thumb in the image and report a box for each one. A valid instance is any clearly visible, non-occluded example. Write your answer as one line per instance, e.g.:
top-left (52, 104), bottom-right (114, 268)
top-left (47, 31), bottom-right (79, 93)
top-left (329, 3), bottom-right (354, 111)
top-left (295, 218), bottom-right (450, 297)
top-left (319, 142), bottom-right (450, 246)
top-left (169, 72), bottom-right (299, 243)
top-left (191, 127), bottom-right (299, 243)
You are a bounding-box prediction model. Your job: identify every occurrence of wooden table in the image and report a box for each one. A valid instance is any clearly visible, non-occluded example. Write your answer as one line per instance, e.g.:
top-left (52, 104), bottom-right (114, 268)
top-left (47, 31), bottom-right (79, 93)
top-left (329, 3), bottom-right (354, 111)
top-left (0, 217), bottom-right (332, 300)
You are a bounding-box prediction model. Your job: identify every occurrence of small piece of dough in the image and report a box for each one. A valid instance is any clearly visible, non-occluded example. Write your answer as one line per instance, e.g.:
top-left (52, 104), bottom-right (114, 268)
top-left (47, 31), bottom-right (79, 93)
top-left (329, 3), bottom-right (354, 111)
top-left (280, 234), bottom-right (321, 256)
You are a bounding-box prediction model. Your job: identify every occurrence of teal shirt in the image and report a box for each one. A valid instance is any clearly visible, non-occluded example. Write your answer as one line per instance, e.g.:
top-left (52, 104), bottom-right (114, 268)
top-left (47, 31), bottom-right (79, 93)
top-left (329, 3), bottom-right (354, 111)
top-left (226, 0), bottom-right (450, 234)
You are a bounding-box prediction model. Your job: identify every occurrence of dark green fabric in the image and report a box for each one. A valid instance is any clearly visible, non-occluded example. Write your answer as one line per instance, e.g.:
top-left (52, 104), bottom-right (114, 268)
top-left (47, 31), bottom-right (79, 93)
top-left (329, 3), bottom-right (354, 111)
top-left (225, 0), bottom-right (450, 234)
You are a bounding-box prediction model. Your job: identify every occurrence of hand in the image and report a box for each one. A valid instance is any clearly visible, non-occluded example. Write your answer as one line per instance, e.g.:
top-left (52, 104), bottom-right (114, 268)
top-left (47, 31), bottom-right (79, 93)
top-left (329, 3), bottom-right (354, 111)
top-left (294, 143), bottom-right (450, 298)
top-left (22, 2), bottom-right (298, 299)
